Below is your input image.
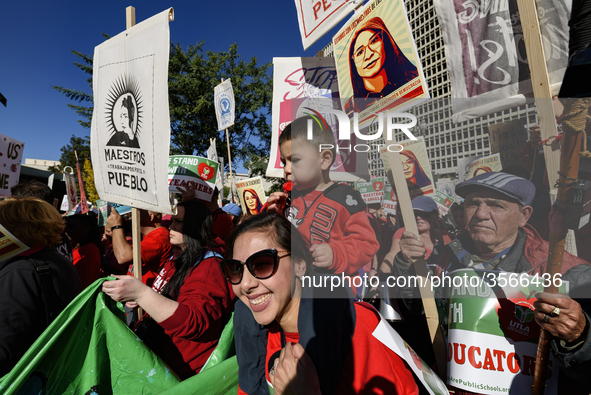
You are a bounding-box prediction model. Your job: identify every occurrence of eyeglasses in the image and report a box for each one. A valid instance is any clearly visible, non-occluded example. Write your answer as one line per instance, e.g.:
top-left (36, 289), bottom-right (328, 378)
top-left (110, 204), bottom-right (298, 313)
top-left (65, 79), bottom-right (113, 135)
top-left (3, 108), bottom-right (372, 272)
top-left (352, 31), bottom-right (383, 63)
top-left (221, 249), bottom-right (291, 285)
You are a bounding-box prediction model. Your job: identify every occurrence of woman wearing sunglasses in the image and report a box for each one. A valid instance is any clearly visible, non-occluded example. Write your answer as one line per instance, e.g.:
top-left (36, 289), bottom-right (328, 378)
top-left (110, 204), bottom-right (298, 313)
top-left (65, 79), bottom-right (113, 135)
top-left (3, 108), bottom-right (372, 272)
top-left (222, 212), bottom-right (418, 394)
top-left (102, 200), bottom-right (234, 379)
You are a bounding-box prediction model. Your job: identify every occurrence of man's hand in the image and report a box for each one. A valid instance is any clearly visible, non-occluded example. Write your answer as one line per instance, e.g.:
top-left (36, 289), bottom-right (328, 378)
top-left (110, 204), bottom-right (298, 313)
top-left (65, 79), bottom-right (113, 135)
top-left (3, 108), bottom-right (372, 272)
top-left (309, 243), bottom-right (333, 269)
top-left (398, 231), bottom-right (427, 264)
top-left (266, 192), bottom-right (288, 214)
top-left (530, 125), bottom-right (542, 146)
top-left (534, 292), bottom-right (588, 345)
top-left (107, 208), bottom-right (123, 229)
top-left (271, 343), bottom-right (321, 395)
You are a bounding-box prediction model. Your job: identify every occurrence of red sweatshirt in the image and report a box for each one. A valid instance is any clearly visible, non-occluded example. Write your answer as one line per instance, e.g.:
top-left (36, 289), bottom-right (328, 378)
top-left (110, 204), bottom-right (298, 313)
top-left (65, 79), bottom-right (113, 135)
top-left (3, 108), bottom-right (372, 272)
top-left (238, 302), bottom-right (419, 395)
top-left (150, 248), bottom-right (235, 379)
top-left (290, 183), bottom-right (380, 275)
top-left (127, 226), bottom-right (173, 288)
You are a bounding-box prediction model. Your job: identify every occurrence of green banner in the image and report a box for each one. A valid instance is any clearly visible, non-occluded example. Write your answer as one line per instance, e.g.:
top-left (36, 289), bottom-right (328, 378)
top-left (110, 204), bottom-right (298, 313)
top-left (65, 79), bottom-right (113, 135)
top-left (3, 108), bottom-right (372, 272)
top-left (0, 278), bottom-right (239, 395)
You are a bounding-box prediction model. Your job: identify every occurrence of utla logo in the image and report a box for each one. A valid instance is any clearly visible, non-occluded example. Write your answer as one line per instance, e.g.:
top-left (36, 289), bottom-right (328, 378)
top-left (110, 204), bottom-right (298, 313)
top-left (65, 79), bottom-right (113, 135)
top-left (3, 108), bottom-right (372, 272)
top-left (373, 180), bottom-right (384, 191)
top-left (515, 303), bottom-right (535, 323)
top-left (198, 162), bottom-right (215, 181)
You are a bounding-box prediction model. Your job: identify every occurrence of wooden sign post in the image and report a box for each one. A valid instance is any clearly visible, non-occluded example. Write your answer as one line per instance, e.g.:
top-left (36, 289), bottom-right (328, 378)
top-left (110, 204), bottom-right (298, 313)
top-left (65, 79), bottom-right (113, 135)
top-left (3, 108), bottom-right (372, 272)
top-left (221, 78), bottom-right (235, 201)
top-left (385, 148), bottom-right (448, 379)
top-left (126, 6), bottom-right (143, 317)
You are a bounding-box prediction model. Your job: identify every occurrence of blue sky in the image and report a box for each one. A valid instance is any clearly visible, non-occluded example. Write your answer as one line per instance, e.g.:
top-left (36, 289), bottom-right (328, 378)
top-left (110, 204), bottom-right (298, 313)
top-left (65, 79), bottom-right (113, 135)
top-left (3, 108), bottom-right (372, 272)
top-left (1, 0), bottom-right (346, 172)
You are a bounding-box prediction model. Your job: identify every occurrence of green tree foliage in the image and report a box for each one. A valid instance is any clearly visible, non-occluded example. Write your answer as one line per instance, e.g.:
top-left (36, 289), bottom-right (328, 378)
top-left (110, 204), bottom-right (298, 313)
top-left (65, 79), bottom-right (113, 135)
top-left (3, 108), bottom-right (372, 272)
top-left (168, 42), bottom-right (272, 166)
top-left (48, 135), bottom-right (91, 174)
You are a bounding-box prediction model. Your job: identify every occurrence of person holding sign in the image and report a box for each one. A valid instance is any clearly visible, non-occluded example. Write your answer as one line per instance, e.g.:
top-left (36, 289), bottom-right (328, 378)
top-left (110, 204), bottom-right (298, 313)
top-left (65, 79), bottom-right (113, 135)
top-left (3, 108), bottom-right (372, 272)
top-left (102, 200), bottom-right (234, 379)
top-left (397, 172), bottom-right (591, 391)
top-left (268, 115), bottom-right (379, 276)
top-left (346, 17), bottom-right (419, 113)
top-left (223, 213), bottom-right (419, 395)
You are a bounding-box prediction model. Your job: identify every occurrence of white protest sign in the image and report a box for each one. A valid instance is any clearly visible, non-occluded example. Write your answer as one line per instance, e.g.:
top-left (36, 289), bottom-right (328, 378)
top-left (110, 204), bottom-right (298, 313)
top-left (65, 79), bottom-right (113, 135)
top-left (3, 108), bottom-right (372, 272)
top-left (0, 134), bottom-right (24, 196)
top-left (63, 171), bottom-right (77, 211)
top-left (207, 138), bottom-right (223, 193)
top-left (214, 79), bottom-right (235, 131)
top-left (294, 0), bottom-right (358, 50)
top-left (90, 8), bottom-right (174, 214)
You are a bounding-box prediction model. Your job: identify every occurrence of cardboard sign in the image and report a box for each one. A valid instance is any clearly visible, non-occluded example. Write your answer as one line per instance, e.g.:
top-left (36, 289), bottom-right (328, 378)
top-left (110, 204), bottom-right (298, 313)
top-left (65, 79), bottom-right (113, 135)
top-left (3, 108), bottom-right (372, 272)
top-left (235, 177), bottom-right (267, 215)
top-left (465, 154), bottom-right (502, 181)
top-left (355, 177), bottom-right (385, 204)
top-left (267, 57), bottom-right (370, 182)
top-left (382, 183), bottom-right (397, 214)
top-left (432, 190), bottom-right (455, 215)
top-left (168, 155), bottom-right (219, 201)
top-left (0, 224), bottom-right (29, 263)
top-left (0, 134), bottom-right (24, 196)
top-left (332, 0), bottom-right (429, 127)
top-left (381, 136), bottom-right (434, 199)
top-left (90, 8), bottom-right (174, 214)
top-left (487, 119), bottom-right (528, 168)
top-left (214, 79), bottom-right (235, 131)
top-left (294, 0), bottom-right (356, 50)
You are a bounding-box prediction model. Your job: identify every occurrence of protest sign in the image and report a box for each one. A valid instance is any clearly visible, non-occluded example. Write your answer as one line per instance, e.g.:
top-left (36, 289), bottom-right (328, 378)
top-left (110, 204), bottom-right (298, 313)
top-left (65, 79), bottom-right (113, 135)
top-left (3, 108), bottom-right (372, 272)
top-left (465, 154), bottom-right (502, 181)
top-left (432, 190), bottom-right (454, 215)
top-left (457, 156), bottom-right (482, 182)
top-left (435, 179), bottom-right (459, 203)
top-left (487, 119), bottom-right (528, 168)
top-left (90, 8), bottom-right (174, 214)
top-left (60, 195), bottom-right (69, 212)
top-left (0, 224), bottom-right (29, 263)
top-left (267, 57), bottom-right (370, 182)
top-left (332, 0), bottom-right (429, 127)
top-left (355, 177), bottom-right (385, 204)
top-left (235, 177), bottom-right (267, 215)
top-left (207, 139), bottom-right (224, 194)
top-left (433, 0), bottom-right (570, 122)
top-left (444, 268), bottom-right (564, 394)
top-left (380, 136), bottom-right (434, 199)
top-left (214, 79), bottom-right (235, 131)
top-left (382, 183), bottom-right (397, 215)
top-left (168, 155), bottom-right (219, 201)
top-left (0, 134), bottom-right (24, 196)
top-left (63, 171), bottom-right (78, 211)
top-left (294, 0), bottom-right (357, 50)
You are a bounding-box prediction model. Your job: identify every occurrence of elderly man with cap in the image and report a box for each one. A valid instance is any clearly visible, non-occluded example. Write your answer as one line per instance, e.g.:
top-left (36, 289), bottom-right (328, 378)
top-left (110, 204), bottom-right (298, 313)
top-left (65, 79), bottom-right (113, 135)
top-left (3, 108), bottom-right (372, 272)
top-left (397, 172), bottom-right (591, 391)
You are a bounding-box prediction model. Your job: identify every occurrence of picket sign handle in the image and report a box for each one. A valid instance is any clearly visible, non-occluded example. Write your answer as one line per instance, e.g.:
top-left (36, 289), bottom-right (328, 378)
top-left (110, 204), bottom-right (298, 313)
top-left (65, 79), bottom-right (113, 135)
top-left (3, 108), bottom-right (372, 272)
top-left (222, 78), bottom-right (235, 200)
top-left (385, 148), bottom-right (447, 379)
top-left (125, 6), bottom-right (144, 318)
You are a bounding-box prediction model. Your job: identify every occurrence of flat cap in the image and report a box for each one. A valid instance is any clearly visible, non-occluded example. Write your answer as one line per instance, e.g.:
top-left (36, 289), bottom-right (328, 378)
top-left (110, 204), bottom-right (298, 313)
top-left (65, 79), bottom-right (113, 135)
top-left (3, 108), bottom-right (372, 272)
top-left (455, 172), bottom-right (535, 206)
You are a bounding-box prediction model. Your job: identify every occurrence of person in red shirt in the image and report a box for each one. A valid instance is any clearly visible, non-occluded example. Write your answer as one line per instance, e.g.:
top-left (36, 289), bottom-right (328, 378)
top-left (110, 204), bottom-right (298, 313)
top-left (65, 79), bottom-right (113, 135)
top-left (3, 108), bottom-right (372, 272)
top-left (221, 213), bottom-right (419, 394)
top-left (106, 208), bottom-right (173, 287)
top-left (65, 213), bottom-right (104, 289)
top-left (102, 200), bottom-right (234, 379)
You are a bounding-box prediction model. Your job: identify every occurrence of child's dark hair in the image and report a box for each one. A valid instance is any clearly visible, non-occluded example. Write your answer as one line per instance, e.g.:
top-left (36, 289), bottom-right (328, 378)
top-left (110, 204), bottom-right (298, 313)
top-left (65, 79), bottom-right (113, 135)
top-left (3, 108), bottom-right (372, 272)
top-left (279, 115), bottom-right (337, 167)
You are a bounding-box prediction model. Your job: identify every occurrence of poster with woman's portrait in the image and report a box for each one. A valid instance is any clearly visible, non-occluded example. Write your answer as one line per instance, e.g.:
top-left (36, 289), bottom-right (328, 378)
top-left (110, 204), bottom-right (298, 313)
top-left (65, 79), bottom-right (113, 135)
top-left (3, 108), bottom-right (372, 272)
top-left (235, 177), bottom-right (267, 216)
top-left (380, 136), bottom-right (434, 199)
top-left (465, 154), bottom-right (502, 180)
top-left (332, 0), bottom-right (429, 127)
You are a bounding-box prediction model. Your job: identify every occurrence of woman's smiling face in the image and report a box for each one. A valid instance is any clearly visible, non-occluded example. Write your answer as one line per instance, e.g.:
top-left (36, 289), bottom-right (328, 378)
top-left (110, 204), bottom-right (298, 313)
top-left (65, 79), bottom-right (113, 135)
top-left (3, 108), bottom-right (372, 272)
top-left (231, 231), bottom-right (300, 328)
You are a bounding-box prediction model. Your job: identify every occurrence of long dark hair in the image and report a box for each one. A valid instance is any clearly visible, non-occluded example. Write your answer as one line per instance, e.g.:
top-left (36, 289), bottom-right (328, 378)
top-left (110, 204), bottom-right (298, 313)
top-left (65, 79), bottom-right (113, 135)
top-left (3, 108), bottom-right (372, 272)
top-left (348, 17), bottom-right (418, 99)
top-left (162, 200), bottom-right (216, 299)
top-left (242, 188), bottom-right (264, 215)
top-left (227, 212), bottom-right (312, 274)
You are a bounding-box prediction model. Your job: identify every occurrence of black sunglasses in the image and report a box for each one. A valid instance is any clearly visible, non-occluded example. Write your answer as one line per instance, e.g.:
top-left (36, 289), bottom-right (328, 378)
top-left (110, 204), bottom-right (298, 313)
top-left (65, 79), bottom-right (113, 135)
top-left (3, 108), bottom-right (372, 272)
top-left (221, 249), bottom-right (291, 285)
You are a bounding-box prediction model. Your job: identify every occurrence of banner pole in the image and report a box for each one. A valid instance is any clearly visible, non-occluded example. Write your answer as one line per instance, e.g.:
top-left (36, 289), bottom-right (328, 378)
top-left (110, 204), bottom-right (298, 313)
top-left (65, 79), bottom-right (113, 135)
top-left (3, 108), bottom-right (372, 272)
top-left (514, 0), bottom-right (576, 392)
top-left (221, 78), bottom-right (235, 201)
top-left (385, 147), bottom-right (447, 379)
top-left (126, 6), bottom-right (143, 318)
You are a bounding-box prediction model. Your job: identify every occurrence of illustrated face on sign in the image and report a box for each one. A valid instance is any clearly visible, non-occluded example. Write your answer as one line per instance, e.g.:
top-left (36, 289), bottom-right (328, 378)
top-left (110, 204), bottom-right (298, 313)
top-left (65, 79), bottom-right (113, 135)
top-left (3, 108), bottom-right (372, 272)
top-left (245, 191), bottom-right (257, 211)
top-left (119, 95), bottom-right (136, 140)
top-left (402, 152), bottom-right (416, 180)
top-left (106, 76), bottom-right (142, 149)
top-left (352, 29), bottom-right (385, 79)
